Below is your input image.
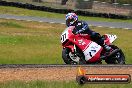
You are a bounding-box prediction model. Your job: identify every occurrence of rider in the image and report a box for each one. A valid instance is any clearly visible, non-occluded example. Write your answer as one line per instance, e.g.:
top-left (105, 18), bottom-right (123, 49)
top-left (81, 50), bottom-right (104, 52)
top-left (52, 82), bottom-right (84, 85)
top-left (65, 12), bottom-right (111, 51)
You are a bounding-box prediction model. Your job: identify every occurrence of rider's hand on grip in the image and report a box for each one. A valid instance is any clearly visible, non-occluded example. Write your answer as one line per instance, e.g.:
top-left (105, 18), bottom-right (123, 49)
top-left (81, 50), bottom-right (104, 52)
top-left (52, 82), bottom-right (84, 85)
top-left (75, 31), bottom-right (80, 35)
top-left (72, 30), bottom-right (79, 35)
top-left (72, 30), bottom-right (77, 35)
top-left (75, 30), bottom-right (84, 35)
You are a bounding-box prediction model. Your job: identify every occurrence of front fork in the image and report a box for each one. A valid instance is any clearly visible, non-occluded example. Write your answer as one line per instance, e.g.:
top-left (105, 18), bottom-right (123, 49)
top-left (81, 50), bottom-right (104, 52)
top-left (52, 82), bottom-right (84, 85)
top-left (73, 38), bottom-right (79, 59)
top-left (74, 39), bottom-right (77, 54)
top-left (73, 39), bottom-right (85, 64)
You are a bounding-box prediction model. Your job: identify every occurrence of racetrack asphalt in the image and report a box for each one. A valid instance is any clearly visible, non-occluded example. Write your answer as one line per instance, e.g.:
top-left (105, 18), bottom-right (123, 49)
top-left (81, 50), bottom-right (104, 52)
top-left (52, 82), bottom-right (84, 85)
top-left (0, 14), bottom-right (132, 29)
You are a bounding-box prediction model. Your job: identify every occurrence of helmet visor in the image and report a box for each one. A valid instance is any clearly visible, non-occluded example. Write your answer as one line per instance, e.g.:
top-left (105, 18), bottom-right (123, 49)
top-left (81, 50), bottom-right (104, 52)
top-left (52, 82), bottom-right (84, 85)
top-left (66, 18), bottom-right (75, 26)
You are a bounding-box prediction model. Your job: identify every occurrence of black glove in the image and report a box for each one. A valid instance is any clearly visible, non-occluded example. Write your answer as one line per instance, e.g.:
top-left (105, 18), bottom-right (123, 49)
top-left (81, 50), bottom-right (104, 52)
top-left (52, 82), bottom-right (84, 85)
top-left (75, 30), bottom-right (84, 35)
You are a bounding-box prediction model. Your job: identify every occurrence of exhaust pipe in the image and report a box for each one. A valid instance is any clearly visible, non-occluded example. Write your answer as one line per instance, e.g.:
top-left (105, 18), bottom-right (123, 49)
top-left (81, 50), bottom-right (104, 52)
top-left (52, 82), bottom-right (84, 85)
top-left (100, 49), bottom-right (121, 59)
top-left (107, 49), bottom-right (121, 57)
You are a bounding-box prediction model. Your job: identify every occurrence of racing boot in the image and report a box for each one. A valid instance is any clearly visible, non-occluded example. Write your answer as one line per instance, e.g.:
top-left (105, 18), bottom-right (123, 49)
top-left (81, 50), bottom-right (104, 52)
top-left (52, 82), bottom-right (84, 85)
top-left (100, 45), bottom-right (111, 60)
top-left (103, 44), bottom-right (111, 52)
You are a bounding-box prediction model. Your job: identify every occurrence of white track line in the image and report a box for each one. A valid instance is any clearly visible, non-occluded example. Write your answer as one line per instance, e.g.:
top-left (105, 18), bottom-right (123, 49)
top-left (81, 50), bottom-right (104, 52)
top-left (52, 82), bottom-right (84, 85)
top-left (109, 27), bottom-right (115, 29)
top-left (89, 25), bottom-right (92, 26)
top-left (98, 26), bottom-right (103, 27)
top-left (61, 23), bottom-right (65, 24)
top-left (15, 19), bottom-right (22, 21)
top-left (39, 21), bottom-right (43, 23)
top-left (1, 17), bottom-right (131, 30)
top-left (27, 20), bottom-right (32, 22)
top-left (5, 18), bottom-right (11, 20)
top-left (124, 28), bottom-right (131, 30)
top-left (49, 22), bottom-right (55, 24)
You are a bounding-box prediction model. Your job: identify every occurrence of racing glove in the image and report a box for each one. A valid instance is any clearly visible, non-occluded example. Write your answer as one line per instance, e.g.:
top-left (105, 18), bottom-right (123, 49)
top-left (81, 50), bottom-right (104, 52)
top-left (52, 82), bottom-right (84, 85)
top-left (75, 28), bottom-right (85, 34)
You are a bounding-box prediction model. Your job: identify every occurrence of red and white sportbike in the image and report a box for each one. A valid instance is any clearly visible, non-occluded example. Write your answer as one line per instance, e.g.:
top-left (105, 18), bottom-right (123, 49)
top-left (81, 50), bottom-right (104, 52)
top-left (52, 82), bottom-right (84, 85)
top-left (61, 26), bottom-right (125, 64)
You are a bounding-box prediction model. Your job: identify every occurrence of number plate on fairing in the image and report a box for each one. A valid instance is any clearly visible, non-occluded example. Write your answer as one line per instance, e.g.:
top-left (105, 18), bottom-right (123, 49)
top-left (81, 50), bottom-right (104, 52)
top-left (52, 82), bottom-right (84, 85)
top-left (61, 28), bottom-right (69, 43)
top-left (83, 42), bottom-right (101, 61)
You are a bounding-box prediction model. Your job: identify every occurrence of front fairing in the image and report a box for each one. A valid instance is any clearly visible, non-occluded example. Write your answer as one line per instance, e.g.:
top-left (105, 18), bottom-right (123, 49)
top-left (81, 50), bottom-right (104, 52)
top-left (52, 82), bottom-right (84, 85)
top-left (60, 26), bottom-right (75, 46)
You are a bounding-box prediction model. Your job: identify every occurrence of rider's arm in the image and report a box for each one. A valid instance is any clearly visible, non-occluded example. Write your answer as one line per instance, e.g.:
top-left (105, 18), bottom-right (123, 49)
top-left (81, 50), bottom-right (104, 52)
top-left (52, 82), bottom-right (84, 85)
top-left (81, 21), bottom-right (88, 31)
top-left (77, 21), bottom-right (102, 39)
top-left (76, 21), bottom-right (93, 34)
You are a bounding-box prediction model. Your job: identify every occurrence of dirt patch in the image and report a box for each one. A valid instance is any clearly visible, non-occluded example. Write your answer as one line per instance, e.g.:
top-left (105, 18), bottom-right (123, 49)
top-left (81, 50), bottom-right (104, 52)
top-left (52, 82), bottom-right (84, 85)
top-left (0, 67), bottom-right (132, 82)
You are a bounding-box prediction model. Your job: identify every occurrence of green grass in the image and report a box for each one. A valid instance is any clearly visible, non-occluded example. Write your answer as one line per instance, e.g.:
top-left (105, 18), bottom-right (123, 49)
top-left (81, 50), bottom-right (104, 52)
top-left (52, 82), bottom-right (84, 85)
top-left (0, 19), bottom-right (64, 64)
top-left (0, 6), bottom-right (132, 23)
top-left (0, 21), bottom-right (25, 28)
top-left (0, 80), bottom-right (131, 88)
top-left (0, 19), bottom-right (131, 64)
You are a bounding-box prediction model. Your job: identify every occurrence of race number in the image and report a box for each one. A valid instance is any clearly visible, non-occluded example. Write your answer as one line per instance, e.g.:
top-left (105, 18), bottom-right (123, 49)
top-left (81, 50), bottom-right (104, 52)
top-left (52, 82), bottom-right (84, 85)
top-left (61, 29), bottom-right (69, 43)
top-left (83, 42), bottom-right (101, 61)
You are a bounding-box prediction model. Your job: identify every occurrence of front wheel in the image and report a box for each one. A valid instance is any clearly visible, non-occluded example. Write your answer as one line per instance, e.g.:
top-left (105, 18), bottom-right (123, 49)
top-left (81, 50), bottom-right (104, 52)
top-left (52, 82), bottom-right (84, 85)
top-left (105, 45), bottom-right (125, 64)
top-left (62, 48), bottom-right (86, 64)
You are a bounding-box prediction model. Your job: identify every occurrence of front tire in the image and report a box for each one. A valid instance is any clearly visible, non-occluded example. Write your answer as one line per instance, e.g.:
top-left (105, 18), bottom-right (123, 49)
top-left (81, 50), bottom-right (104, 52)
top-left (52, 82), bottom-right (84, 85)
top-left (105, 45), bottom-right (125, 64)
top-left (62, 48), bottom-right (86, 64)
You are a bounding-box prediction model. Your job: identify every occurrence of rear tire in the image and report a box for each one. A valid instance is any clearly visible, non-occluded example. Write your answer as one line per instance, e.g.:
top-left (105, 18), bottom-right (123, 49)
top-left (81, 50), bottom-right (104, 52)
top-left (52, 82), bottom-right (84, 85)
top-left (105, 45), bottom-right (125, 64)
top-left (62, 48), bottom-right (86, 64)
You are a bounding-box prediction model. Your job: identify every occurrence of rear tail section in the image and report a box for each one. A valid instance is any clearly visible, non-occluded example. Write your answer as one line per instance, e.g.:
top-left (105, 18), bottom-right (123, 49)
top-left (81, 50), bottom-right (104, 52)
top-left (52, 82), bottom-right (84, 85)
top-left (104, 34), bottom-right (117, 45)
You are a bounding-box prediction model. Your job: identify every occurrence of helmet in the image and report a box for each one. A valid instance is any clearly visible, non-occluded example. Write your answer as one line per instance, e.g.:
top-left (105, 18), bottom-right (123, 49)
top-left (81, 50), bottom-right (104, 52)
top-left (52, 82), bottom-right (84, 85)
top-left (65, 13), bottom-right (78, 27)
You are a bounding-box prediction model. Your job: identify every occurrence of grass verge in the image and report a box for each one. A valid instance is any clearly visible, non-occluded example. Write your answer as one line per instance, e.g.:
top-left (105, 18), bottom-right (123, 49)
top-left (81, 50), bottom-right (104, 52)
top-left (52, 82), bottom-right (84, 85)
top-left (0, 80), bottom-right (131, 88)
top-left (0, 6), bottom-right (132, 23)
top-left (0, 19), bottom-right (131, 64)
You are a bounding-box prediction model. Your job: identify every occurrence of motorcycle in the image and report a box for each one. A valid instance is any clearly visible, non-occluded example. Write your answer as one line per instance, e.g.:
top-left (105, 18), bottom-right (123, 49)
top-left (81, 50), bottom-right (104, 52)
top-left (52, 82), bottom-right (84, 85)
top-left (60, 26), bottom-right (125, 64)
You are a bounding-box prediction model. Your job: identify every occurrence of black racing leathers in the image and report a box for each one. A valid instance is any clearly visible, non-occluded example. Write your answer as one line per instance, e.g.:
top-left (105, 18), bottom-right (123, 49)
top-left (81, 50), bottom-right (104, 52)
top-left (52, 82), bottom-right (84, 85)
top-left (72, 21), bottom-right (104, 46)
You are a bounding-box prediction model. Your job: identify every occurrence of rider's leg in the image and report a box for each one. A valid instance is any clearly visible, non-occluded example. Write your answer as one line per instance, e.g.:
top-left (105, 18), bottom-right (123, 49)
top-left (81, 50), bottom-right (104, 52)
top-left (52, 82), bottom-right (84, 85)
top-left (91, 32), bottom-right (111, 51)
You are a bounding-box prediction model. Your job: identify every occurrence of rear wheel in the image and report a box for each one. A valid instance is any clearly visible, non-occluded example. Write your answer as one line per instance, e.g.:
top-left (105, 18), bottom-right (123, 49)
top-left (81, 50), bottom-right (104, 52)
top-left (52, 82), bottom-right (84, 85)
top-left (105, 45), bottom-right (125, 64)
top-left (62, 48), bottom-right (86, 64)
